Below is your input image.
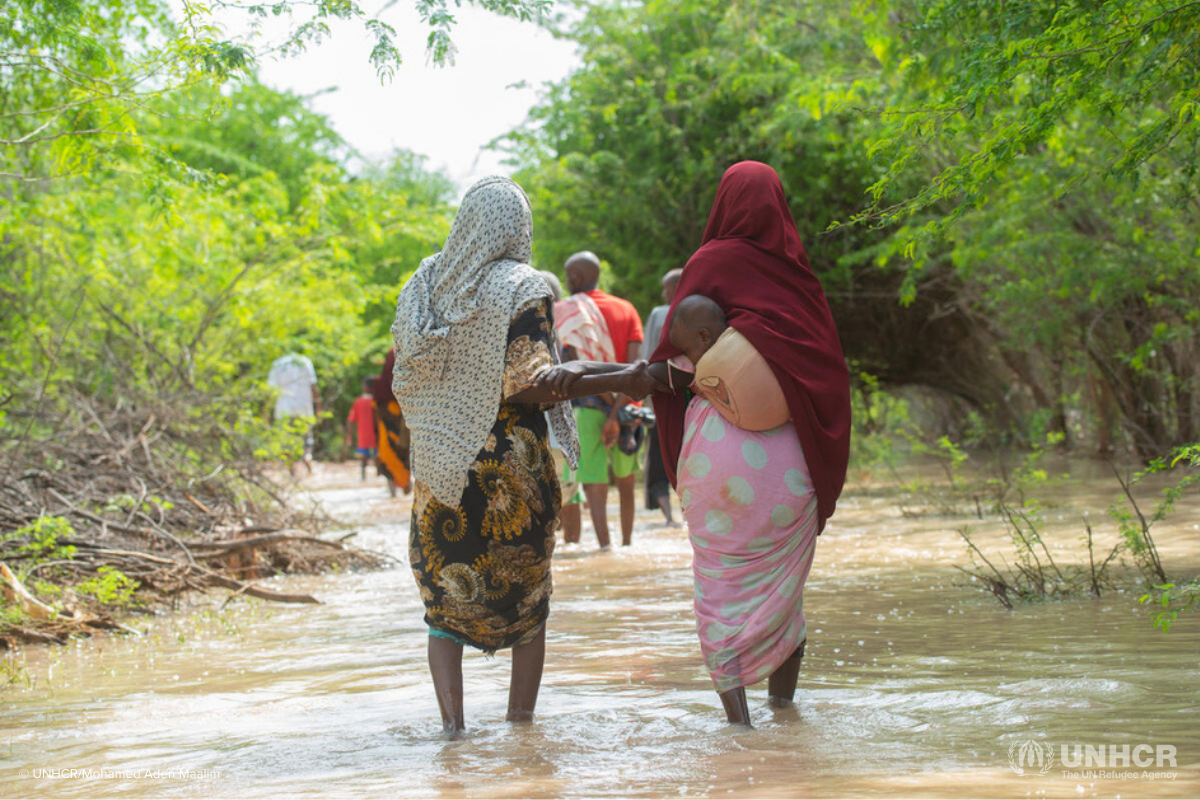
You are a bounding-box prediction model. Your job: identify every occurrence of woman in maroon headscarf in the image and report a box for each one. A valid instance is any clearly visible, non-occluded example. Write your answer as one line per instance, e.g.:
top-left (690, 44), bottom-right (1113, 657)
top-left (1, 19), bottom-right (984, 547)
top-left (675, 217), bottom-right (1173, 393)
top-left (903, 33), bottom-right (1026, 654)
top-left (373, 349), bottom-right (412, 497)
top-left (649, 160), bottom-right (850, 725)
top-left (544, 161), bottom-right (850, 726)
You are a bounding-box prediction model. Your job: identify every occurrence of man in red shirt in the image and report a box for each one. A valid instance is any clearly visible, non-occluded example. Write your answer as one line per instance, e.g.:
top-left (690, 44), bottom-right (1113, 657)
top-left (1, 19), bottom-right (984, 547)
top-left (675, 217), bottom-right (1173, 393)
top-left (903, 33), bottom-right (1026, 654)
top-left (346, 377), bottom-right (379, 481)
top-left (560, 251), bottom-right (644, 547)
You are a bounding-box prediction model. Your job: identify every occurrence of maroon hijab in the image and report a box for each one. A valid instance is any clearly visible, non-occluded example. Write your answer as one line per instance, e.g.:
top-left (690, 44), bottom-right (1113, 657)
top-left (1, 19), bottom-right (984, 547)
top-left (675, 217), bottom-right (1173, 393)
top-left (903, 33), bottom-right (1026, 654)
top-left (649, 161), bottom-right (851, 531)
top-left (373, 348), bottom-right (397, 407)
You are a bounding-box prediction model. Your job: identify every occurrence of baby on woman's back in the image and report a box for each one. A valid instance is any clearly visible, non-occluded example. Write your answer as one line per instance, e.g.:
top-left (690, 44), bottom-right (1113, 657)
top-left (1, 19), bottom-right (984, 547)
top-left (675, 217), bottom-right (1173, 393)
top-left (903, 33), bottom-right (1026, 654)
top-left (668, 294), bottom-right (790, 431)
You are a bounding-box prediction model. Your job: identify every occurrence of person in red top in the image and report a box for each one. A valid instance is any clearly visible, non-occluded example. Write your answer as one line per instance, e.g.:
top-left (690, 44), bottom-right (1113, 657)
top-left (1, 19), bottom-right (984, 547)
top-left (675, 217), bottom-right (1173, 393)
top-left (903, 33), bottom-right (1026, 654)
top-left (560, 251), bottom-right (644, 547)
top-left (345, 377), bottom-right (379, 481)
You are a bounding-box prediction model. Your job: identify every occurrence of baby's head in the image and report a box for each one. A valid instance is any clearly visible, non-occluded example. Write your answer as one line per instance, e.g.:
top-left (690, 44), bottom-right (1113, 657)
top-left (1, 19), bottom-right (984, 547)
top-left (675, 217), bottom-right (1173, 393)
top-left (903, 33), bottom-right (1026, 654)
top-left (669, 294), bottom-right (727, 366)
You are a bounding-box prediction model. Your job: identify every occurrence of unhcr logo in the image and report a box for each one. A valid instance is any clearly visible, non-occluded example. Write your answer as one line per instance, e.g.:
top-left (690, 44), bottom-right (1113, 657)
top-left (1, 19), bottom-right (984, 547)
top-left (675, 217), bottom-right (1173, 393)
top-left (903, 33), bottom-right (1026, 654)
top-left (1006, 739), bottom-right (1179, 780)
top-left (1060, 743), bottom-right (1176, 768)
top-left (1008, 739), bottom-right (1055, 776)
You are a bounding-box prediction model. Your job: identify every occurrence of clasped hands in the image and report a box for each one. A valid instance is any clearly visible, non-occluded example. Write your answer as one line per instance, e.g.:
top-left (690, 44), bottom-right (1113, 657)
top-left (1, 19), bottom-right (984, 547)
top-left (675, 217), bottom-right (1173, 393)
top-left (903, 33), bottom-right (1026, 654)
top-left (535, 359), bottom-right (659, 402)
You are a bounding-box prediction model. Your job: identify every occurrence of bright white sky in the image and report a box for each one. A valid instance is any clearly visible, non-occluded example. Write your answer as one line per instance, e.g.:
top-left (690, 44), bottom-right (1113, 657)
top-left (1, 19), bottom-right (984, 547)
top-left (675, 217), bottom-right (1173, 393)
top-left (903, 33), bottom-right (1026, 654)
top-left (196, 3), bottom-right (580, 190)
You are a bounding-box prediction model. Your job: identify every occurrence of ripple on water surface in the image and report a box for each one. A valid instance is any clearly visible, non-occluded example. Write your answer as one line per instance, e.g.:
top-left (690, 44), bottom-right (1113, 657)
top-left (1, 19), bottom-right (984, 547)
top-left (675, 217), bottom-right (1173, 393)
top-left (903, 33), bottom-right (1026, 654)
top-left (3, 469), bottom-right (1199, 798)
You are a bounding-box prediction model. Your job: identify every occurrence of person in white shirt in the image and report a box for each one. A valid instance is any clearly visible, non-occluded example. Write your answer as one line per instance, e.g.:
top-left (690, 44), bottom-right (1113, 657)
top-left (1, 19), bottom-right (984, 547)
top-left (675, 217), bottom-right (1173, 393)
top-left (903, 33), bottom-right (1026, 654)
top-left (267, 353), bottom-right (319, 473)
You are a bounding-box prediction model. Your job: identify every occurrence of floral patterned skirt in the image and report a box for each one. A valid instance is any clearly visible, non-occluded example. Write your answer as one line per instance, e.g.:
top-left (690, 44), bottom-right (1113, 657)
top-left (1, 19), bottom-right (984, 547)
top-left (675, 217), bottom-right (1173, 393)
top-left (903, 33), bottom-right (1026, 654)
top-left (409, 403), bottom-right (560, 653)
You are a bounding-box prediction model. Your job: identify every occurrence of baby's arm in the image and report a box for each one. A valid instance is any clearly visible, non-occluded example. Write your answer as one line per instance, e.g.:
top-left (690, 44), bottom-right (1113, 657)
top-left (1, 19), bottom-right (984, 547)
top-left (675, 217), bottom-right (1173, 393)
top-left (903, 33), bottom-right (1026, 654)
top-left (646, 361), bottom-right (694, 394)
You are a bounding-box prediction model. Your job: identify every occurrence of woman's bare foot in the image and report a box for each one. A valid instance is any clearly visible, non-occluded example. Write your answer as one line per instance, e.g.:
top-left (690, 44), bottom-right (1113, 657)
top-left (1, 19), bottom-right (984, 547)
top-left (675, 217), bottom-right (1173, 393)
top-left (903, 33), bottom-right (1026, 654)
top-left (767, 639), bottom-right (806, 707)
top-left (428, 635), bottom-right (465, 736)
top-left (506, 626), bottom-right (545, 723)
top-left (719, 686), bottom-right (752, 727)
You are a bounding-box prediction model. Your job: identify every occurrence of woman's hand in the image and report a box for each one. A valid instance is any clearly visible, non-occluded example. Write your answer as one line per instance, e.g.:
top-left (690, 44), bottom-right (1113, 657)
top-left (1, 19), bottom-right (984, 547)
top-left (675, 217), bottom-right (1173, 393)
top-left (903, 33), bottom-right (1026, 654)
top-left (621, 361), bottom-right (659, 401)
top-left (541, 362), bottom-right (588, 398)
top-left (518, 360), bottom-right (660, 404)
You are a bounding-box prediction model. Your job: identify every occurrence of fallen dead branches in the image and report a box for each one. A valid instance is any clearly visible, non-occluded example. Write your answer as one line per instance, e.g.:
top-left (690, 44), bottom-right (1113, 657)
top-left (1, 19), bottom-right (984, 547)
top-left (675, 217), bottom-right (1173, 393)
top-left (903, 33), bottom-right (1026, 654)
top-left (0, 394), bottom-right (391, 649)
top-left (0, 391), bottom-right (308, 542)
top-left (1, 564), bottom-right (58, 620)
top-left (65, 542), bottom-right (329, 603)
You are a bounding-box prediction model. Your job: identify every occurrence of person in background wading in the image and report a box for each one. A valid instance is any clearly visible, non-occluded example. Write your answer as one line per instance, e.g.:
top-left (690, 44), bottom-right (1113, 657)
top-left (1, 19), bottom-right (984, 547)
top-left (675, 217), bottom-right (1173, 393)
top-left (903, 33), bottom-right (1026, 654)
top-left (267, 352), bottom-right (319, 475)
top-left (346, 377), bottom-right (379, 481)
top-left (373, 349), bottom-right (412, 497)
top-left (641, 268), bottom-right (682, 527)
top-left (553, 252), bottom-right (644, 548)
top-left (540, 270), bottom-right (586, 519)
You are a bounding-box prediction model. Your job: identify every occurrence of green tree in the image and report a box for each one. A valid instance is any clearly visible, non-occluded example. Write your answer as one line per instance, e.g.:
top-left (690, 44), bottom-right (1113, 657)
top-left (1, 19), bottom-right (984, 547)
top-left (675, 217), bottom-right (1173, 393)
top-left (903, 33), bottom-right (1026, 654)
top-left (151, 79), bottom-right (348, 208)
top-left (1, 30), bottom-right (452, 466)
top-left (1, 0), bottom-right (250, 185)
top-left (506, 0), bottom-right (881, 311)
top-left (845, 0), bottom-right (1200, 454)
top-left (2, 0), bottom-right (551, 184)
top-left (853, 0), bottom-right (1200, 238)
top-left (509, 0), bottom-right (1199, 457)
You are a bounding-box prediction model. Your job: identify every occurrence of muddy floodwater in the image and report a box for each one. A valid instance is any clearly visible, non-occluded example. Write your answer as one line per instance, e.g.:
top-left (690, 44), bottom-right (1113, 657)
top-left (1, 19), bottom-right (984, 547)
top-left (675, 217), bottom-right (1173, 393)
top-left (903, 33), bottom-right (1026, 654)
top-left (3, 461), bottom-right (1198, 798)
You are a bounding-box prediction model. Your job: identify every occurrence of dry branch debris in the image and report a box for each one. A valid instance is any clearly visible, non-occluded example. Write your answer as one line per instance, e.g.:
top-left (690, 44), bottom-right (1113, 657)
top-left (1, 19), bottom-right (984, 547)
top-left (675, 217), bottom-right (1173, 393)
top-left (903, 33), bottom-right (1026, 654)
top-left (1, 398), bottom-right (391, 649)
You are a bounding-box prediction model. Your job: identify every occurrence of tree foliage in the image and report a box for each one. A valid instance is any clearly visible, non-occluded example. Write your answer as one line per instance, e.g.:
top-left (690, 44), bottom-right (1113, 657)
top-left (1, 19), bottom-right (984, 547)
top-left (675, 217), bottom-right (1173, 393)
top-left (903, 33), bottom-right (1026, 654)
top-left (1, 0), bottom-right (454, 464)
top-left (1, 0), bottom-right (249, 184)
top-left (507, 0), bottom-right (1199, 459)
top-left (508, 0), bottom-right (880, 308)
top-left (1, 0), bottom-right (550, 184)
top-left (855, 0), bottom-right (1200, 454)
top-left (856, 0), bottom-right (1200, 236)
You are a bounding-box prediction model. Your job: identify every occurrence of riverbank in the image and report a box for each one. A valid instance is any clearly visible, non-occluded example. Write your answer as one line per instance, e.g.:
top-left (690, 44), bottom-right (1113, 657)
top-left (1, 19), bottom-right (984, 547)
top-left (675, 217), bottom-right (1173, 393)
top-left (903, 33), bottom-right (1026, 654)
top-left (2, 461), bottom-right (1198, 798)
top-left (0, 453), bottom-right (390, 649)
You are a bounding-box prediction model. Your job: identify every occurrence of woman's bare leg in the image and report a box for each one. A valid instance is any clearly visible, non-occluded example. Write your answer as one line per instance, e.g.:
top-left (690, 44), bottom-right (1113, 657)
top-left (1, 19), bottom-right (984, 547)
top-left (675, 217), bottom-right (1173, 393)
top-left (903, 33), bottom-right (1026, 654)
top-left (561, 502), bottom-right (582, 543)
top-left (582, 484), bottom-right (612, 548)
top-left (616, 473), bottom-right (636, 546)
top-left (655, 493), bottom-right (674, 525)
top-left (719, 686), bottom-right (752, 726)
top-left (767, 639), bottom-right (806, 708)
top-left (507, 625), bottom-right (546, 722)
top-left (428, 635), bottom-right (465, 737)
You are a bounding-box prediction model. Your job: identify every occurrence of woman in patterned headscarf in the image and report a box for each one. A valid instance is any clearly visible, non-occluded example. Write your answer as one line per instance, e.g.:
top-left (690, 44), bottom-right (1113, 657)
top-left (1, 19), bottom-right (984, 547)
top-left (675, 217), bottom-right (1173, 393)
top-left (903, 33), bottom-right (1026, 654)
top-left (391, 176), bottom-right (651, 737)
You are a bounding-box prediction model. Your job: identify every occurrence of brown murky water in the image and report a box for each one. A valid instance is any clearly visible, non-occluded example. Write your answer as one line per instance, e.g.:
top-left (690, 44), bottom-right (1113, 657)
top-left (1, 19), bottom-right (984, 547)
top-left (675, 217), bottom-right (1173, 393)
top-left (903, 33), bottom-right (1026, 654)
top-left (3, 461), bottom-right (1198, 798)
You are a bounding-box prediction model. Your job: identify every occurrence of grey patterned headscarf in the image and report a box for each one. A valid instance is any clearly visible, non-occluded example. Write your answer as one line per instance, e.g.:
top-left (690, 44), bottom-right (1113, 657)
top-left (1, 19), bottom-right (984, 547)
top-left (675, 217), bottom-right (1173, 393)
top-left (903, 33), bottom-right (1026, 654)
top-left (391, 176), bottom-right (579, 506)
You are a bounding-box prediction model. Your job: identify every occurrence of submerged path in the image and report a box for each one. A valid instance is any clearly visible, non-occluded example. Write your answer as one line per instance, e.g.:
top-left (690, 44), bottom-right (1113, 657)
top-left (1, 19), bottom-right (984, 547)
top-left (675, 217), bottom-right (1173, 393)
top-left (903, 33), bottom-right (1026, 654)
top-left (3, 462), bottom-right (1198, 798)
